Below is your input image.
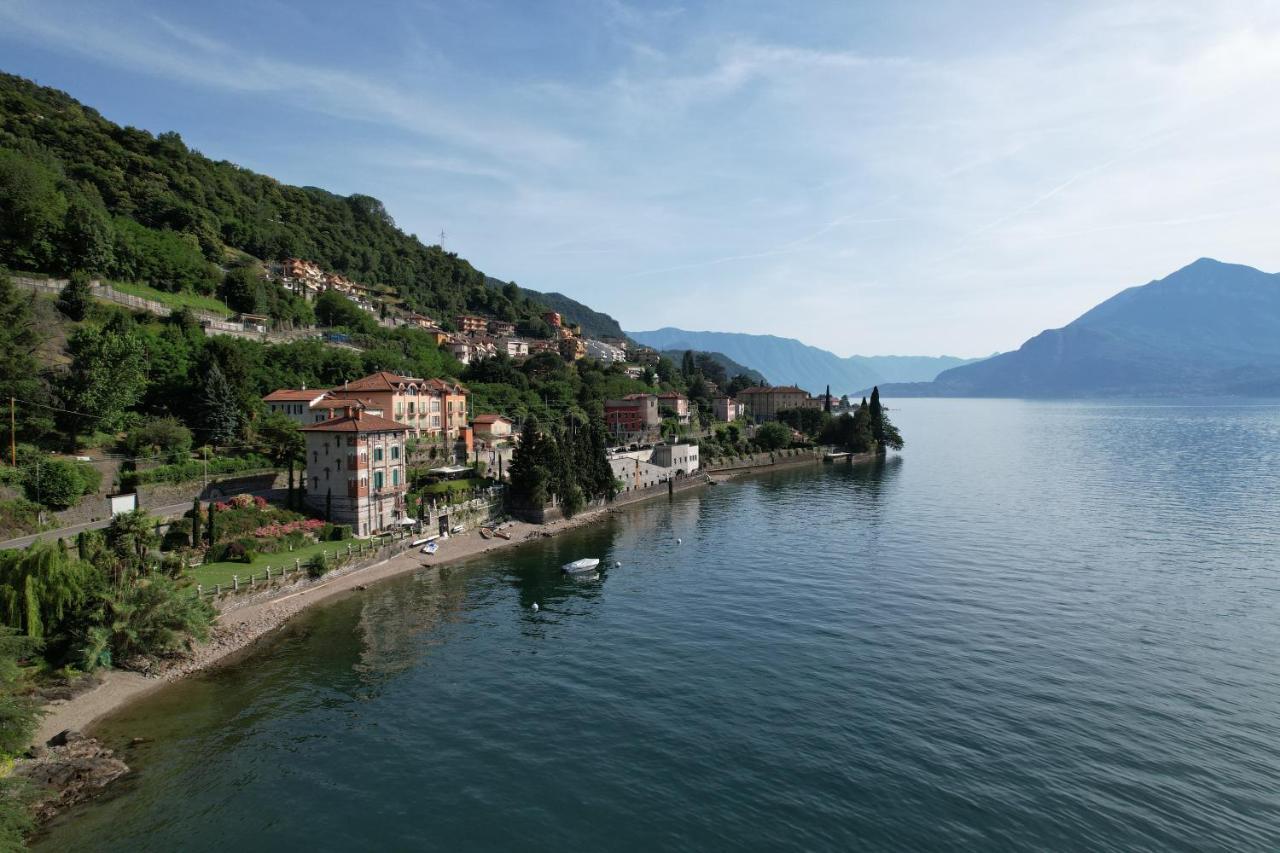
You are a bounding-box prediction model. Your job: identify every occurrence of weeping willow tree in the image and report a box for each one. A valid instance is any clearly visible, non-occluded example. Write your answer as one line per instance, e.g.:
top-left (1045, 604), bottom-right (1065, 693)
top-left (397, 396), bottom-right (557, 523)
top-left (0, 540), bottom-right (98, 639)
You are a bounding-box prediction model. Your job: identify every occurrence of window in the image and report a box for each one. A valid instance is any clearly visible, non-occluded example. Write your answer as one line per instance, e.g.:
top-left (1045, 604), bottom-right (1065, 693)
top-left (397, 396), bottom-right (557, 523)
top-left (391, 445), bottom-right (400, 460)
top-left (313, 451), bottom-right (318, 463)
top-left (313, 477), bottom-right (319, 489)
top-left (374, 447), bottom-right (384, 462)
top-left (392, 469), bottom-right (400, 486)
top-left (374, 470), bottom-right (384, 490)
top-left (337, 459), bottom-right (342, 471)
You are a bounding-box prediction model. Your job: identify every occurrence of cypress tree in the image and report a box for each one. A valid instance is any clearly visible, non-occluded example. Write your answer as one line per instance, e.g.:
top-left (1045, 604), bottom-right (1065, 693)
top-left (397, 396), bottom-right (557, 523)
top-left (191, 498), bottom-right (202, 548)
top-left (824, 384), bottom-right (832, 413)
top-left (76, 530), bottom-right (88, 561)
top-left (869, 387), bottom-right (883, 446)
top-left (206, 502), bottom-right (217, 545)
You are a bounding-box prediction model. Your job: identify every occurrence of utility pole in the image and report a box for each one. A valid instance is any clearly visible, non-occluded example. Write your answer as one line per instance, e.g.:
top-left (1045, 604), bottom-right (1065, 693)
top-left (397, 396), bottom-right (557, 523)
top-left (9, 397), bottom-right (14, 466)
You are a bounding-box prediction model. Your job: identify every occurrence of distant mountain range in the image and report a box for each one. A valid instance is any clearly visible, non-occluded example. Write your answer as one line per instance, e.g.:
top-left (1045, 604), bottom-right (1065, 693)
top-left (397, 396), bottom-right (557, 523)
top-left (628, 328), bottom-right (978, 394)
top-left (878, 258), bottom-right (1280, 397)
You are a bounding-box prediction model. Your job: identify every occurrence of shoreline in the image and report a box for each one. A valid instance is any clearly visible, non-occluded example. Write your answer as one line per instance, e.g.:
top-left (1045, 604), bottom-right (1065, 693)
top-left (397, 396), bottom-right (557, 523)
top-left (32, 452), bottom-right (858, 743)
top-left (32, 503), bottom-right (621, 745)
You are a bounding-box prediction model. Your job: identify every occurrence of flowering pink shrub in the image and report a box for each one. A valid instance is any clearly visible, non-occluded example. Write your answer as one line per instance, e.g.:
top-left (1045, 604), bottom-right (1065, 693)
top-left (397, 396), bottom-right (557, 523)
top-left (252, 518), bottom-right (326, 538)
top-left (214, 501), bottom-right (232, 511)
top-left (231, 494), bottom-right (256, 508)
top-left (253, 495), bottom-right (268, 509)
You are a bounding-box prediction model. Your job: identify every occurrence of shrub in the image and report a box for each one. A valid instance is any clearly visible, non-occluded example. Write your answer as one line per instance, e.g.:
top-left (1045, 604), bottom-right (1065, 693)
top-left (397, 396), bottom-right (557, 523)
top-left (19, 454), bottom-right (101, 510)
top-left (0, 498), bottom-right (45, 538)
top-left (123, 416), bottom-right (193, 463)
top-left (160, 518), bottom-right (192, 552)
top-left (120, 453), bottom-right (272, 489)
top-left (305, 553), bottom-right (328, 579)
top-left (327, 524), bottom-right (352, 541)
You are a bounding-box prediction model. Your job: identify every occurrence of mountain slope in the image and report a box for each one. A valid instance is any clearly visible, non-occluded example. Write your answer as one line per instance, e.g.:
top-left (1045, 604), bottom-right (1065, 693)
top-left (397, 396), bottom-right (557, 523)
top-left (658, 350), bottom-right (767, 384)
top-left (484, 276), bottom-right (625, 339)
top-left (0, 72), bottom-right (597, 331)
top-left (628, 327), bottom-right (977, 394)
top-left (886, 258), bottom-right (1280, 397)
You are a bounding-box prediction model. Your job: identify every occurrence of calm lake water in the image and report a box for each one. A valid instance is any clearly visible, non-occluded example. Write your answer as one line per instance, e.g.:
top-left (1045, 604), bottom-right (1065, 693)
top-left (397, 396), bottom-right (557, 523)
top-left (36, 399), bottom-right (1280, 852)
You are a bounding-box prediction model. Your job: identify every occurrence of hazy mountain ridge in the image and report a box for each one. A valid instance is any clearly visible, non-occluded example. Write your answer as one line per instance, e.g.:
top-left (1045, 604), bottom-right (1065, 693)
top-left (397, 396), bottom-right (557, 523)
top-left (628, 327), bottom-right (978, 394)
top-left (879, 258), bottom-right (1280, 397)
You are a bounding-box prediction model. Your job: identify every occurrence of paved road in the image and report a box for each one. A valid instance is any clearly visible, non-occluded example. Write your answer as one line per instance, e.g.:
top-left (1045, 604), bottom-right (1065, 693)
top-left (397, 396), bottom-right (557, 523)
top-left (0, 487), bottom-right (286, 551)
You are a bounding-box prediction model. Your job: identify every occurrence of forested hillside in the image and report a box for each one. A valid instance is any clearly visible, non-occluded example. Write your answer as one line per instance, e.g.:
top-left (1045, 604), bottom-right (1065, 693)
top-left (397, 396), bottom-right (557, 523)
top-left (0, 72), bottom-right (551, 326)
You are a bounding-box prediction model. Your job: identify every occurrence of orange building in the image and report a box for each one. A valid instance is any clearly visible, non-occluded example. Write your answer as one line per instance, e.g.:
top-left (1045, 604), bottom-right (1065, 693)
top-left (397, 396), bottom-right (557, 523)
top-left (335, 372), bottom-right (470, 439)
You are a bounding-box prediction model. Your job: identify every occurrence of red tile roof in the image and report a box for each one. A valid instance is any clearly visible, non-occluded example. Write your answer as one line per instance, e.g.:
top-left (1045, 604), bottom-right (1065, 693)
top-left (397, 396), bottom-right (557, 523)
top-left (337, 371), bottom-right (422, 392)
top-left (263, 389), bottom-right (326, 403)
top-left (738, 386), bottom-right (807, 395)
top-left (472, 413), bottom-right (510, 424)
top-left (300, 412), bottom-right (410, 433)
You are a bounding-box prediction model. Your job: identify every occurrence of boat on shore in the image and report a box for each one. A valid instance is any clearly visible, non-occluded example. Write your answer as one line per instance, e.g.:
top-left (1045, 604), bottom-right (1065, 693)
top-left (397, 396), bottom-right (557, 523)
top-left (421, 541), bottom-right (439, 556)
top-left (561, 557), bottom-right (601, 574)
top-left (480, 527), bottom-right (493, 540)
top-left (493, 527), bottom-right (511, 540)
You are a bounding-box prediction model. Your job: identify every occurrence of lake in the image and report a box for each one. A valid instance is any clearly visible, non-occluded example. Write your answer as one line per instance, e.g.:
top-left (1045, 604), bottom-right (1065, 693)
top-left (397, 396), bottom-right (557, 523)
top-left (35, 399), bottom-right (1280, 851)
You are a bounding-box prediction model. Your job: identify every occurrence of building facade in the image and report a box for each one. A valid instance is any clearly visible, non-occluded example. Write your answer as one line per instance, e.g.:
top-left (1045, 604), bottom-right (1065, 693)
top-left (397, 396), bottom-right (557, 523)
top-left (301, 409), bottom-right (408, 537)
top-left (657, 392), bottom-right (691, 425)
top-left (738, 386), bottom-right (812, 423)
top-left (262, 389), bottom-right (330, 426)
top-left (335, 372), bottom-right (470, 439)
top-left (604, 394), bottom-right (660, 443)
top-left (712, 395), bottom-right (745, 422)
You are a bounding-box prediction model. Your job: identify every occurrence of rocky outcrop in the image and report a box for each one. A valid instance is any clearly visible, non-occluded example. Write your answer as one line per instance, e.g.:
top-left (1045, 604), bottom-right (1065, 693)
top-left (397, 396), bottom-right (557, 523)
top-left (15, 730), bottom-right (129, 822)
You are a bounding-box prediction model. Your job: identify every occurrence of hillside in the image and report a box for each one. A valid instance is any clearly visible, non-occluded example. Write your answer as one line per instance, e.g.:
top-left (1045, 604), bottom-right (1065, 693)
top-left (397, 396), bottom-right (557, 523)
top-left (629, 327), bottom-right (976, 394)
top-left (658, 350), bottom-right (767, 385)
top-left (484, 276), bottom-right (625, 339)
top-left (880, 258), bottom-right (1280, 397)
top-left (0, 72), bottom-right (573, 330)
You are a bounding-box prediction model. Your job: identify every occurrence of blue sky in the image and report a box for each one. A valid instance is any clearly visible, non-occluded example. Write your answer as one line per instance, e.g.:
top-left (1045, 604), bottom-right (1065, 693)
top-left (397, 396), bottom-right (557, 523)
top-left (3, 0), bottom-right (1280, 356)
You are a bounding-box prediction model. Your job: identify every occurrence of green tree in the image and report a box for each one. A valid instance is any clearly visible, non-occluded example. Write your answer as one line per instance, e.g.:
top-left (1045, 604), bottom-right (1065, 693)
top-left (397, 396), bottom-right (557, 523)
top-left (0, 147), bottom-right (66, 270)
top-left (0, 540), bottom-right (96, 639)
top-left (123, 416), bottom-right (193, 463)
top-left (681, 350), bottom-right (697, 381)
top-left (57, 269), bottom-right (94, 321)
top-left (104, 509), bottom-right (157, 583)
top-left (257, 412), bottom-right (304, 508)
top-left (221, 265), bottom-right (267, 314)
top-left (206, 502), bottom-right (217, 545)
top-left (59, 315), bottom-right (147, 446)
top-left (190, 498), bottom-right (202, 548)
top-left (85, 575), bottom-right (214, 661)
top-left (19, 454), bottom-right (99, 510)
top-left (755, 421), bottom-right (791, 451)
top-left (59, 189), bottom-right (115, 274)
top-left (199, 359), bottom-right (241, 445)
top-left (0, 273), bottom-right (50, 444)
top-left (508, 415), bottom-right (551, 508)
top-left (868, 386), bottom-right (904, 451)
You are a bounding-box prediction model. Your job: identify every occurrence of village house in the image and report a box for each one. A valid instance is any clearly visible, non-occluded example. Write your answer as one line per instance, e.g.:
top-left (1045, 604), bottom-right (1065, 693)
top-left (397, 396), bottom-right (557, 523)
top-left (488, 319), bottom-right (516, 337)
top-left (604, 393), bottom-right (660, 443)
top-left (456, 314), bottom-right (488, 335)
top-left (657, 391), bottom-right (691, 425)
top-left (262, 388), bottom-right (330, 426)
top-left (558, 337), bottom-right (587, 361)
top-left (499, 337), bottom-right (530, 359)
top-left (712, 395), bottom-right (745, 422)
top-left (309, 396), bottom-right (384, 423)
top-left (738, 386), bottom-right (813, 423)
top-left (608, 442), bottom-right (700, 492)
top-left (471, 413), bottom-right (514, 442)
top-left (301, 407), bottom-right (408, 537)
top-left (445, 338), bottom-right (472, 365)
top-left (584, 339), bottom-right (626, 363)
top-left (623, 364), bottom-right (647, 381)
top-left (528, 339), bottom-right (559, 356)
top-left (335, 371), bottom-right (470, 439)
top-left (542, 311), bottom-right (562, 328)
top-left (405, 313), bottom-right (436, 329)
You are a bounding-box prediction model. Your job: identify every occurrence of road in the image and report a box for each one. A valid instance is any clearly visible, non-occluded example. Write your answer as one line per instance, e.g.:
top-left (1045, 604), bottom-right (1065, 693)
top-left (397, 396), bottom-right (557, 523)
top-left (0, 487), bottom-right (286, 551)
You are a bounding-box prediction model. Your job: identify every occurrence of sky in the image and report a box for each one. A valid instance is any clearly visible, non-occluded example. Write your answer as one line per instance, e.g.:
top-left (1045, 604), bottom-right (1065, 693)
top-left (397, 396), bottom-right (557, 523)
top-left (3, 0), bottom-right (1280, 357)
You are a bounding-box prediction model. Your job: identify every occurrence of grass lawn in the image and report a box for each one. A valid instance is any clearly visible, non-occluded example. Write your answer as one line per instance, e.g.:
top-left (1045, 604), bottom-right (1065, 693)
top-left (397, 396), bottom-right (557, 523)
top-left (105, 279), bottom-right (232, 317)
top-left (190, 538), bottom-right (354, 588)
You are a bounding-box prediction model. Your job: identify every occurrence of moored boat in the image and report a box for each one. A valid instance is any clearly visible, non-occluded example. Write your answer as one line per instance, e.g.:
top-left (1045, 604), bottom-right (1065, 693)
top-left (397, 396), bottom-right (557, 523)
top-left (561, 557), bottom-right (601, 574)
top-left (480, 527), bottom-right (493, 540)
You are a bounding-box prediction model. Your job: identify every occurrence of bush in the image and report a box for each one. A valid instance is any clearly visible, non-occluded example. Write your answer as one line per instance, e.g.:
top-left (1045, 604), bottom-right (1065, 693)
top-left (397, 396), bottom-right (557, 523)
top-left (0, 498), bottom-right (45, 538)
top-left (319, 523), bottom-right (352, 542)
top-left (120, 453), bottom-right (272, 489)
top-left (20, 455), bottom-right (101, 510)
top-left (305, 553), bottom-right (328, 579)
top-left (754, 421), bottom-right (792, 452)
top-left (160, 518), bottom-right (192, 552)
top-left (123, 416), bottom-right (193, 463)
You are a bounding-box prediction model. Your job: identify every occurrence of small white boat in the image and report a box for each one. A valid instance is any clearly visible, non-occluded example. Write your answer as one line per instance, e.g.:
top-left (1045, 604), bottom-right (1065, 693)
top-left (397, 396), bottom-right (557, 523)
top-left (561, 557), bottom-right (601, 574)
top-left (421, 541), bottom-right (439, 555)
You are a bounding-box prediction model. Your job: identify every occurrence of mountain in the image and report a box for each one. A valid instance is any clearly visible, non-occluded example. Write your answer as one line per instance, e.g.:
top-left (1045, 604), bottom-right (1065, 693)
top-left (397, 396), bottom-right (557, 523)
top-left (0, 72), bottom-right (601, 332)
top-left (484, 277), bottom-right (625, 339)
top-left (658, 350), bottom-right (767, 385)
top-left (628, 327), bottom-right (977, 394)
top-left (881, 258), bottom-right (1280, 398)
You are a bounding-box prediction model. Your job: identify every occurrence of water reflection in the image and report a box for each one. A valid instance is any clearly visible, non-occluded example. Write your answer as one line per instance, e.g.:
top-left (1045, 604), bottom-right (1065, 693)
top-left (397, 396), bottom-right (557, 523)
top-left (354, 567), bottom-right (470, 681)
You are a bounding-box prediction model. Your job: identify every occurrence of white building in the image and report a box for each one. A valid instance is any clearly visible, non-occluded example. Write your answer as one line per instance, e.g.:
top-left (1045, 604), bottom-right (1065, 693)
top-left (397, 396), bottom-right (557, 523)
top-left (608, 442), bottom-right (700, 492)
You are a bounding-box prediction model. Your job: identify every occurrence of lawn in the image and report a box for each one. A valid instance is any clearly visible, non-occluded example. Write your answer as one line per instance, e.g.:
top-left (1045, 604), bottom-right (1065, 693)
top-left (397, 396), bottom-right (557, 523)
top-left (190, 538), bottom-right (352, 589)
top-left (105, 279), bottom-right (232, 317)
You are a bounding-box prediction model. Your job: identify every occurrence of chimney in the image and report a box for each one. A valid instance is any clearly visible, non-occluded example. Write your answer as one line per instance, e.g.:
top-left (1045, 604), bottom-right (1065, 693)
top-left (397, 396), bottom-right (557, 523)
top-left (344, 405), bottom-right (354, 420)
top-left (355, 407), bottom-right (363, 421)
top-left (344, 379), bottom-right (349, 390)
